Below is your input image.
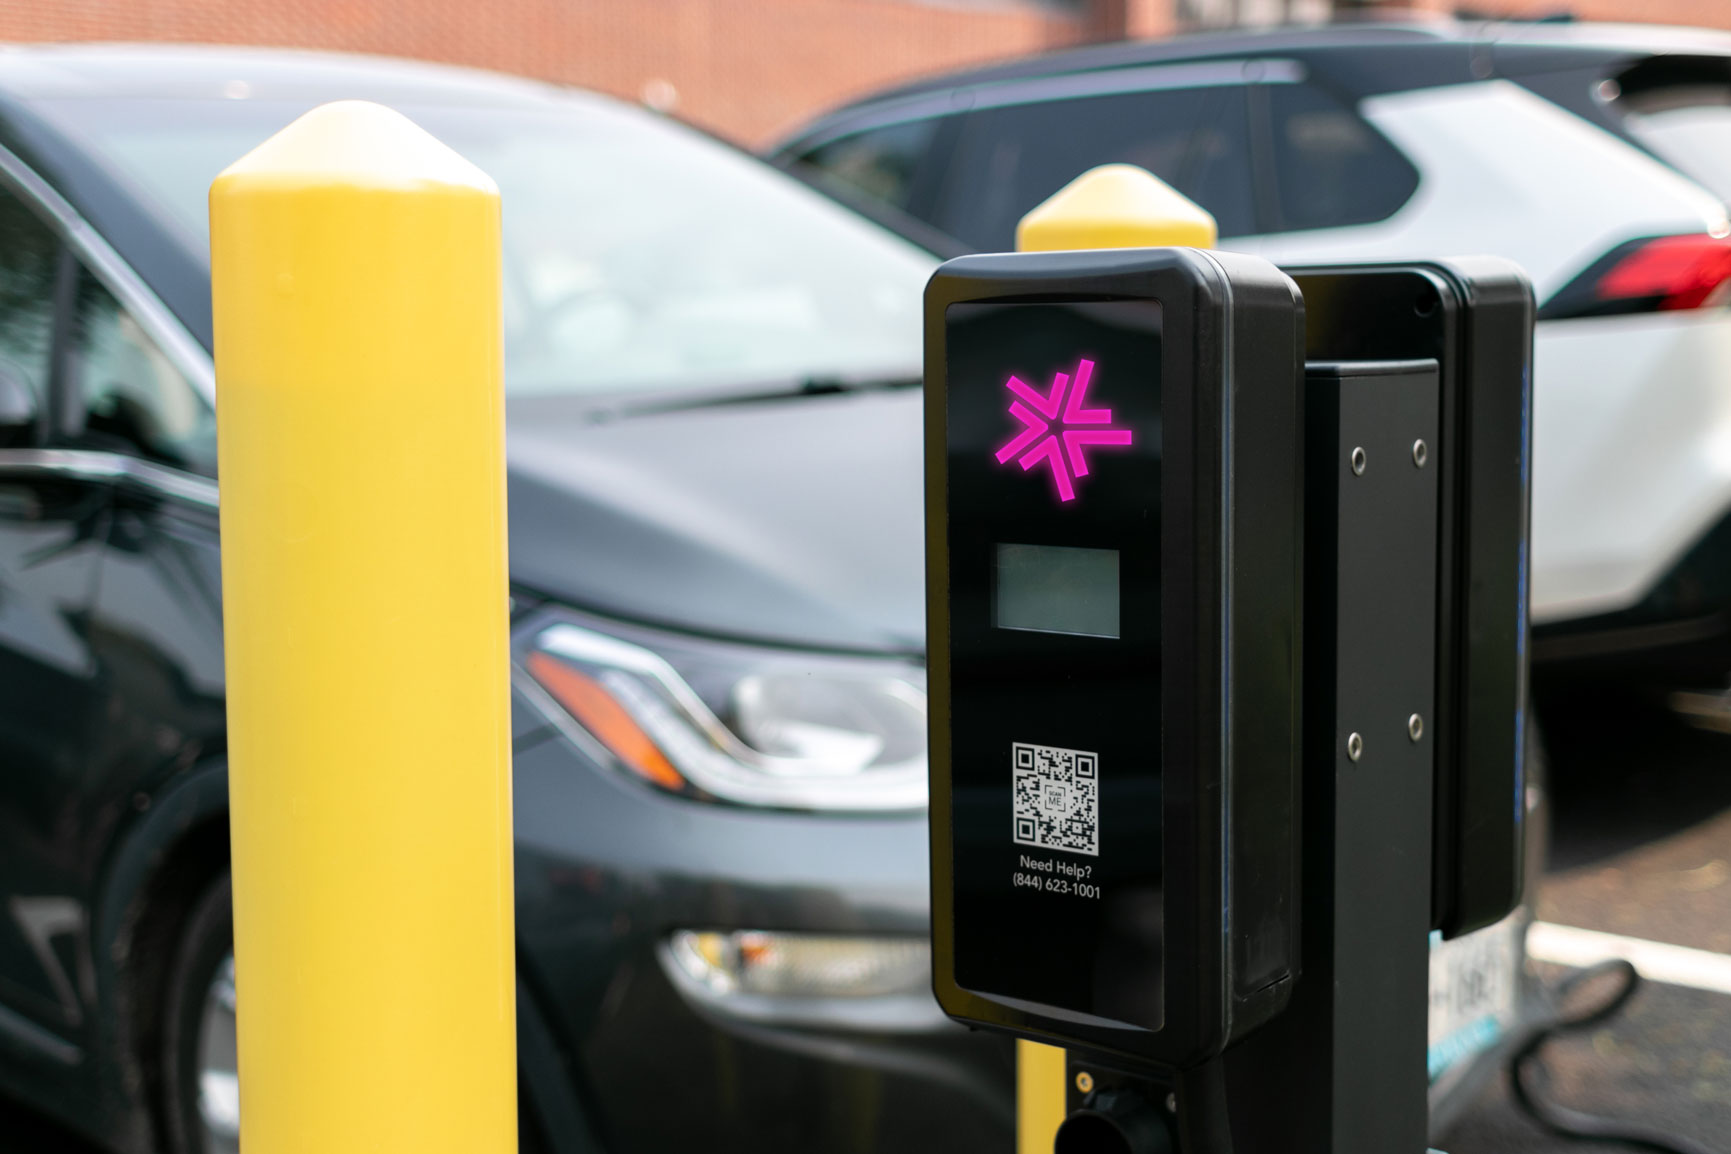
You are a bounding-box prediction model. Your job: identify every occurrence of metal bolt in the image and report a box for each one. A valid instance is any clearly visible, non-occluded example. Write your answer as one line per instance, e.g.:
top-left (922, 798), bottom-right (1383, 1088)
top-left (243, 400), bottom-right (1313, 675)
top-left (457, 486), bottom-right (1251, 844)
top-left (1347, 732), bottom-right (1364, 761)
top-left (1075, 1071), bottom-right (1094, 1094)
top-left (1412, 439), bottom-right (1428, 468)
top-left (1408, 714), bottom-right (1424, 742)
top-left (1350, 446), bottom-right (1367, 475)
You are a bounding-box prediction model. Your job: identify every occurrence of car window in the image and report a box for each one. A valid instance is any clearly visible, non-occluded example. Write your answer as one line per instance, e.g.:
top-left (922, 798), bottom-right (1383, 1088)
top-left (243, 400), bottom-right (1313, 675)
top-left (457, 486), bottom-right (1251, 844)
top-left (1183, 86), bottom-right (1257, 239)
top-left (0, 186), bottom-right (61, 417)
top-left (67, 265), bottom-right (216, 476)
top-left (933, 85), bottom-right (1256, 253)
top-left (1620, 86), bottom-right (1731, 203)
top-left (796, 118), bottom-right (942, 210)
top-left (1263, 82), bottom-right (1418, 233)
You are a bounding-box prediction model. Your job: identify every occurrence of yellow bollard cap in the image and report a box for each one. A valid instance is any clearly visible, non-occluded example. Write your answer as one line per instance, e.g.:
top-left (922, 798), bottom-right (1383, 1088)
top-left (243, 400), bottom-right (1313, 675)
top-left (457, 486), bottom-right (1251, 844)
top-left (213, 99), bottom-right (496, 196)
top-left (1015, 163), bottom-right (1217, 253)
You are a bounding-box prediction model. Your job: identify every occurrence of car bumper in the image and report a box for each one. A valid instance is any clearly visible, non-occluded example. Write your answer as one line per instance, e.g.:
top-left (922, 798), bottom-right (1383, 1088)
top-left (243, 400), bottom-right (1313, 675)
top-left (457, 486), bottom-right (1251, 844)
top-left (508, 696), bottom-right (1013, 1154)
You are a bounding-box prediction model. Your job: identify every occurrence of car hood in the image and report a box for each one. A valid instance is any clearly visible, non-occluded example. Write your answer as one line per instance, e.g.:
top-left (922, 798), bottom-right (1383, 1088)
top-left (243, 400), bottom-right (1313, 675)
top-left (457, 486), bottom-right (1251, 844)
top-left (506, 387), bottom-right (925, 654)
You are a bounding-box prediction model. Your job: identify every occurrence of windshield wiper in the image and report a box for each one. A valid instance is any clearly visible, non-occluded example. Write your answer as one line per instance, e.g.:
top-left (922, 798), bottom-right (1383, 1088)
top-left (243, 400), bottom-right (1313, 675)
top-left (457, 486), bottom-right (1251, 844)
top-left (610, 373), bottom-right (922, 419)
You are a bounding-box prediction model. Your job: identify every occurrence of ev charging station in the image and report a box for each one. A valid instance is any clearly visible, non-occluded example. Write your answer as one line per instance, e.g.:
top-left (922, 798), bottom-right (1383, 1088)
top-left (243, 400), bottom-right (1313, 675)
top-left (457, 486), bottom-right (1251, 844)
top-left (924, 192), bottom-right (1533, 1152)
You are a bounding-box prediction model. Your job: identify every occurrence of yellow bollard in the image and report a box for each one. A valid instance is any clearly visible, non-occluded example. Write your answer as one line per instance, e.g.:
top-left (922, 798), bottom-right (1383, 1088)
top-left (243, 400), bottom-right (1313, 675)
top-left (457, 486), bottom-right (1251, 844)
top-left (1016, 162), bottom-right (1217, 253)
top-left (210, 101), bottom-right (515, 1153)
top-left (1012, 162), bottom-right (1216, 1154)
top-left (1017, 1039), bottom-right (1070, 1154)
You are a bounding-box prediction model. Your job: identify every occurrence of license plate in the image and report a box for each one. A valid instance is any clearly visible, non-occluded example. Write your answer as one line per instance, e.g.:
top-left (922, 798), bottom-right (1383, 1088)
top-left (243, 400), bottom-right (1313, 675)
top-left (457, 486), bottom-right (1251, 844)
top-left (1428, 914), bottom-right (1522, 1083)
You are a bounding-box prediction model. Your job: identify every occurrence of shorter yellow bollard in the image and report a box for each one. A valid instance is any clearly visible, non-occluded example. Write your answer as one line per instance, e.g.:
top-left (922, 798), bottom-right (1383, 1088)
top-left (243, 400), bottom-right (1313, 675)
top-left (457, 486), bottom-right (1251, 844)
top-left (1017, 1039), bottom-right (1070, 1154)
top-left (1016, 163), bottom-right (1218, 253)
top-left (1012, 162), bottom-right (1217, 1154)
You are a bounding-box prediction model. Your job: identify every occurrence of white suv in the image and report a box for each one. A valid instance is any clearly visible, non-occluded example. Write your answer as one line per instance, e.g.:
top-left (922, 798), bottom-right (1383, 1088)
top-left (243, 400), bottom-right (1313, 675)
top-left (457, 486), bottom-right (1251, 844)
top-left (775, 18), bottom-right (1731, 685)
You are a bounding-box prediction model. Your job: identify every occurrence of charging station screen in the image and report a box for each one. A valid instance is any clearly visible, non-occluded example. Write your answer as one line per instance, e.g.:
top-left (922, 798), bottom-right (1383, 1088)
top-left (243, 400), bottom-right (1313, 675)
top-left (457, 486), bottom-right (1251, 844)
top-left (996, 543), bottom-right (1120, 638)
top-left (944, 299), bottom-right (1164, 1031)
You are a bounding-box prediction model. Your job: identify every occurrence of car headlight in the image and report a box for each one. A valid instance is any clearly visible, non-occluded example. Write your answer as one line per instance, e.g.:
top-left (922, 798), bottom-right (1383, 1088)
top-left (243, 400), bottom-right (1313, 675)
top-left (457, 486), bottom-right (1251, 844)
top-left (517, 611), bottom-right (927, 811)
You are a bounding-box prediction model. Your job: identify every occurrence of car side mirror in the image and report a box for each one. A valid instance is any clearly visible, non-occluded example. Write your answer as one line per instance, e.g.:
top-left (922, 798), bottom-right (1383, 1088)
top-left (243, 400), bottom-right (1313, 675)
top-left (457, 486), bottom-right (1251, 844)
top-left (0, 364), bottom-right (36, 448)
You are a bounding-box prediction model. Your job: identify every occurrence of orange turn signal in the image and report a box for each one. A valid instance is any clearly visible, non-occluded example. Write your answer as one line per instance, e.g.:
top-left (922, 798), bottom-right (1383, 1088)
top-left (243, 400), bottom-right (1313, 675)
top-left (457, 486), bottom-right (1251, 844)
top-left (525, 651), bottom-right (688, 792)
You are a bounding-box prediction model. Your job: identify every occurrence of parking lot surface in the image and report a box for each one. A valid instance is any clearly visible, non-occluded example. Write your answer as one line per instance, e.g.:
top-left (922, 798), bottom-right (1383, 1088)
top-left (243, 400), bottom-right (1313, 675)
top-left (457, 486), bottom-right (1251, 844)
top-left (1446, 681), bottom-right (1731, 1152)
top-left (6, 682), bottom-right (1731, 1151)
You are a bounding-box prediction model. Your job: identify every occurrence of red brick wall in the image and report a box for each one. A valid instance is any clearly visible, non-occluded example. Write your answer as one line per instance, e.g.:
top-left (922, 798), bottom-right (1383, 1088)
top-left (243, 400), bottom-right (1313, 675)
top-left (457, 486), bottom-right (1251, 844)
top-left (20, 1), bottom-right (1725, 147)
top-left (1478, 0), bottom-right (1731, 25)
top-left (0, 0), bottom-right (1088, 146)
top-left (1375, 0), bottom-right (1731, 27)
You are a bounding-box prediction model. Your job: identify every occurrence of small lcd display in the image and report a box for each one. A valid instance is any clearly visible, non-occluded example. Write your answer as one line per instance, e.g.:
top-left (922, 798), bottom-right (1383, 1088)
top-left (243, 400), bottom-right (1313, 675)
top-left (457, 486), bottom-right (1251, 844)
top-left (995, 543), bottom-right (1120, 638)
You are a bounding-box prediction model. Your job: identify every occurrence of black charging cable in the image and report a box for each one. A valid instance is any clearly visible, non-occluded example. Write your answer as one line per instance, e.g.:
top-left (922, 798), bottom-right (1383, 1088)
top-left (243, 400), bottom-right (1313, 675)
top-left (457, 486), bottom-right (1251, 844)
top-left (1508, 958), bottom-right (1720, 1154)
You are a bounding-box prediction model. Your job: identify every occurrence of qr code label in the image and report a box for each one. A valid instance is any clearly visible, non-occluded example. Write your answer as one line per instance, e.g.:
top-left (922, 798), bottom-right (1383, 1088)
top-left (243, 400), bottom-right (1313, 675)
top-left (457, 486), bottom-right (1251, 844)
top-left (1012, 742), bottom-right (1100, 857)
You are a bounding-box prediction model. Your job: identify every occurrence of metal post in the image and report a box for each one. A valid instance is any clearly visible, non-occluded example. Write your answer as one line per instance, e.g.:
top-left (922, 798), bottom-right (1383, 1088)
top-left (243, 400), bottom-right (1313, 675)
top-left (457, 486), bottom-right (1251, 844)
top-left (210, 101), bottom-right (516, 1152)
top-left (1224, 360), bottom-right (1440, 1153)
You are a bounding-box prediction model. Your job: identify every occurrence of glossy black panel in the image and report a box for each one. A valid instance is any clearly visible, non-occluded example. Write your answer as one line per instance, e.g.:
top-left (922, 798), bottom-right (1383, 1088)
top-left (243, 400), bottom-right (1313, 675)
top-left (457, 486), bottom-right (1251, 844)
top-left (944, 300), bottom-right (1164, 1029)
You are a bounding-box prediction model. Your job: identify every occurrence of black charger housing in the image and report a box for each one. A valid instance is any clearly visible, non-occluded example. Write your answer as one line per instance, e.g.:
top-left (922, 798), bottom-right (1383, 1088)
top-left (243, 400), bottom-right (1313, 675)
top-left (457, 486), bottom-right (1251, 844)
top-left (924, 247), bottom-right (1304, 1070)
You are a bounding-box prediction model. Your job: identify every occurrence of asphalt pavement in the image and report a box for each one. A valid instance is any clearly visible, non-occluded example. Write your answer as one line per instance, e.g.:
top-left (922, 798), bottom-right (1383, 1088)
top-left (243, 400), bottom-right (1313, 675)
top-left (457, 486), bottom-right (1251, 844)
top-left (1444, 679), bottom-right (1731, 1152)
top-left (6, 678), bottom-right (1731, 1151)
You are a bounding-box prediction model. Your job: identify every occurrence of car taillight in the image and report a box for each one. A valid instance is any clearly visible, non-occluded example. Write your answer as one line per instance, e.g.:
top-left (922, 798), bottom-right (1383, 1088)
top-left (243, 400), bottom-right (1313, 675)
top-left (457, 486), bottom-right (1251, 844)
top-left (1540, 233), bottom-right (1731, 320)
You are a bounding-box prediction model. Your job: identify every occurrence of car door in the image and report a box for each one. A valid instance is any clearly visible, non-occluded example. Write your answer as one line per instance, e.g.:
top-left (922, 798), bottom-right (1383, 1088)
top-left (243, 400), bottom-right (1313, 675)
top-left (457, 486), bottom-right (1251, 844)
top-left (0, 178), bottom-right (113, 1059)
top-left (57, 255), bottom-right (225, 913)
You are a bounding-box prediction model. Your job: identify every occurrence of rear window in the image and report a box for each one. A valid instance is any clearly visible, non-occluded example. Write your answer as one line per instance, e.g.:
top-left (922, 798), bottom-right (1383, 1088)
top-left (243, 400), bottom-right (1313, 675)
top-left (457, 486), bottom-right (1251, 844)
top-left (1263, 82), bottom-right (1419, 233)
top-left (1620, 84), bottom-right (1731, 203)
top-left (931, 85), bottom-right (1256, 252)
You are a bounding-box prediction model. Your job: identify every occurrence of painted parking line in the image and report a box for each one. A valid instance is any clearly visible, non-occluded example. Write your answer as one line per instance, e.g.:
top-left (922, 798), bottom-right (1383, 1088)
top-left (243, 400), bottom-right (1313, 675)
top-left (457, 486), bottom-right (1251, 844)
top-left (1528, 921), bottom-right (1731, 996)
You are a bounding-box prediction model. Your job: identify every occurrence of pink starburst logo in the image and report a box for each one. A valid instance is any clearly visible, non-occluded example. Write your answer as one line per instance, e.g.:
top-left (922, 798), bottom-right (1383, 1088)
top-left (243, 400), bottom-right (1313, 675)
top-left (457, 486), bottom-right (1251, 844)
top-left (994, 358), bottom-right (1133, 503)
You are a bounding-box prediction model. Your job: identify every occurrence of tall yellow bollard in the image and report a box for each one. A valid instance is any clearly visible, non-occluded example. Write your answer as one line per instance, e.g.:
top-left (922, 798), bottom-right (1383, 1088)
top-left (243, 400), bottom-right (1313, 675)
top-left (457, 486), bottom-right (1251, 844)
top-left (1012, 162), bottom-right (1217, 1154)
top-left (210, 102), bottom-right (515, 1152)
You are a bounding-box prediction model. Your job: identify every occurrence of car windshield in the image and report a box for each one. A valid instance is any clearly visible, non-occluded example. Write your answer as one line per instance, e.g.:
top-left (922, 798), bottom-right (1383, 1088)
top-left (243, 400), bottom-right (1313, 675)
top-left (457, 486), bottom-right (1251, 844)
top-left (36, 92), bottom-right (935, 399)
